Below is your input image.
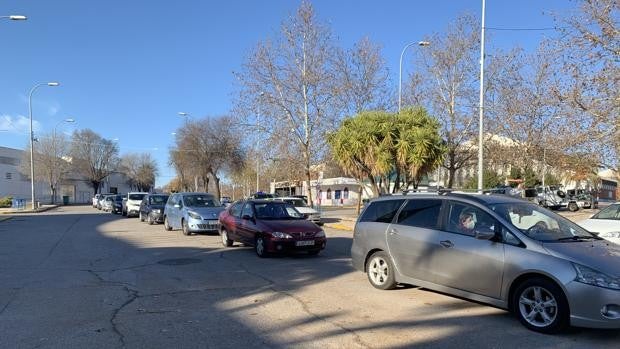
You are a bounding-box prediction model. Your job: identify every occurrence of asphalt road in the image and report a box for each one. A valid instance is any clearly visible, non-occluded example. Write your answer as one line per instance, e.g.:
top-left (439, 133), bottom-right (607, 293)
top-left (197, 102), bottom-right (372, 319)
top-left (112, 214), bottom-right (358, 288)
top-left (0, 206), bottom-right (618, 349)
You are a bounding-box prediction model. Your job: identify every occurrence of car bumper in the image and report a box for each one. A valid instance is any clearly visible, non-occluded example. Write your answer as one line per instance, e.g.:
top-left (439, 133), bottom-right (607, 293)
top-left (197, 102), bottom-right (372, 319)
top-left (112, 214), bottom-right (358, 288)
top-left (187, 217), bottom-right (220, 232)
top-left (149, 212), bottom-right (164, 223)
top-left (265, 237), bottom-right (327, 253)
top-left (126, 206), bottom-right (140, 216)
top-left (566, 281), bottom-right (620, 329)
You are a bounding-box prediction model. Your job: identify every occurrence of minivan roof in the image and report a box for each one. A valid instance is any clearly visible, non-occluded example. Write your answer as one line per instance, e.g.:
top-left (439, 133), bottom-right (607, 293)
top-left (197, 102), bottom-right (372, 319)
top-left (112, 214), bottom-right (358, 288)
top-left (369, 192), bottom-right (528, 206)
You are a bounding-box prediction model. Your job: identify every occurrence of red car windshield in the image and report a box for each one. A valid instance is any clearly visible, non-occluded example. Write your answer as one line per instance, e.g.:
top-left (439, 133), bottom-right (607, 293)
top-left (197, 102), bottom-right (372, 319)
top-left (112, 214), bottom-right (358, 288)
top-left (255, 202), bottom-right (303, 220)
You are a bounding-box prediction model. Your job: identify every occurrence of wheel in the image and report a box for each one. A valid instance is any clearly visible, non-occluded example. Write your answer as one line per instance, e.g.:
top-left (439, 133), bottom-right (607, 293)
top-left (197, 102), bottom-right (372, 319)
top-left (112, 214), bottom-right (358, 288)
top-left (147, 214), bottom-right (154, 225)
top-left (220, 228), bottom-right (233, 247)
top-left (182, 219), bottom-right (190, 236)
top-left (164, 216), bottom-right (172, 231)
top-left (307, 249), bottom-right (320, 256)
top-left (568, 202), bottom-right (578, 212)
top-left (366, 251), bottom-right (396, 290)
top-left (139, 212), bottom-right (145, 222)
top-left (255, 236), bottom-right (268, 258)
top-left (513, 277), bottom-right (569, 334)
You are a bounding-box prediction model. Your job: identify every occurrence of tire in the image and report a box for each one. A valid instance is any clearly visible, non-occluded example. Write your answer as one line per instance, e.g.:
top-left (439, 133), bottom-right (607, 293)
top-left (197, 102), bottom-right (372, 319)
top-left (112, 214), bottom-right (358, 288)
top-left (512, 277), bottom-right (569, 334)
top-left (182, 219), bottom-right (190, 236)
top-left (122, 209), bottom-right (126, 216)
top-left (307, 249), bottom-right (320, 256)
top-left (220, 228), bottom-right (233, 247)
top-left (568, 202), bottom-right (579, 212)
top-left (366, 251), bottom-right (397, 290)
top-left (139, 212), bottom-right (145, 222)
top-left (255, 236), bottom-right (268, 258)
top-left (164, 216), bottom-right (172, 231)
top-left (147, 214), bottom-right (154, 225)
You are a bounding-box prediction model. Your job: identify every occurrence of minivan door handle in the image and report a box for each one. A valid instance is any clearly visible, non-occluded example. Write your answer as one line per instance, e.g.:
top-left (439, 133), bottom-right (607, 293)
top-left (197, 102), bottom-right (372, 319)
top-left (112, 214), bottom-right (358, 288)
top-left (389, 228), bottom-right (399, 235)
top-left (440, 240), bottom-right (454, 248)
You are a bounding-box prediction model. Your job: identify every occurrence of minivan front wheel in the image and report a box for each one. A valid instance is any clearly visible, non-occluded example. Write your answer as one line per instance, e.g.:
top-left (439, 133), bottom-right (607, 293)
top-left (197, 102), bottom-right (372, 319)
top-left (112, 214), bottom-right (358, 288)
top-left (513, 278), bottom-right (569, 334)
top-left (366, 251), bottom-right (396, 290)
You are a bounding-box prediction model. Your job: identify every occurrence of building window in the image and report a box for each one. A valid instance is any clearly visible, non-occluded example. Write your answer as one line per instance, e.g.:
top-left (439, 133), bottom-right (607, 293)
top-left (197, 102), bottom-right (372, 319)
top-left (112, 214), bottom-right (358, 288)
top-left (326, 188), bottom-right (332, 199)
top-left (5, 172), bottom-right (11, 180)
top-left (343, 187), bottom-right (349, 199)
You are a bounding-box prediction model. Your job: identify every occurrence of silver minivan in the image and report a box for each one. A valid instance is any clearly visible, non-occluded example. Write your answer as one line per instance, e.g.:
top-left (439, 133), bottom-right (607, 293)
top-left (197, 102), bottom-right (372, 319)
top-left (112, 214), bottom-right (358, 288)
top-left (351, 192), bottom-right (620, 333)
top-left (163, 192), bottom-right (225, 235)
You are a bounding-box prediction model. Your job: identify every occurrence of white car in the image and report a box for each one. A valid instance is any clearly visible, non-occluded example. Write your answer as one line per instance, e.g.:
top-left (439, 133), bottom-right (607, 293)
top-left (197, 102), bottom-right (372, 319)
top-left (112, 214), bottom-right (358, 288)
top-left (577, 202), bottom-right (620, 244)
top-left (275, 197), bottom-right (322, 225)
top-left (123, 192), bottom-right (148, 217)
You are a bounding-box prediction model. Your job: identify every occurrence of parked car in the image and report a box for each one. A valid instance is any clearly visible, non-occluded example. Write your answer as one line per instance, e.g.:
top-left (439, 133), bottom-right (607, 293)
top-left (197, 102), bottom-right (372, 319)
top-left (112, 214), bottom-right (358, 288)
top-left (101, 195), bottom-right (115, 212)
top-left (96, 194), bottom-right (111, 210)
top-left (536, 185), bottom-right (582, 211)
top-left (111, 194), bottom-right (124, 214)
top-left (249, 192), bottom-right (278, 199)
top-left (163, 192), bottom-right (225, 235)
top-left (139, 194), bottom-right (170, 225)
top-left (219, 199), bottom-right (326, 257)
top-left (220, 196), bottom-right (232, 207)
top-left (577, 202), bottom-right (620, 245)
top-left (274, 196), bottom-right (322, 225)
top-left (291, 195), bottom-right (309, 204)
top-left (351, 192), bottom-right (620, 333)
top-left (122, 192), bottom-right (147, 217)
top-left (92, 194), bottom-right (102, 208)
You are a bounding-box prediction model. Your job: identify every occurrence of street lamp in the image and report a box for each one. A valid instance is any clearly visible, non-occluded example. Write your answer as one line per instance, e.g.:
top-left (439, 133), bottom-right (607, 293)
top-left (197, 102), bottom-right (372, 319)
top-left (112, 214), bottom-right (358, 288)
top-left (398, 41), bottom-right (430, 113)
top-left (477, 0), bottom-right (487, 192)
top-left (256, 92), bottom-right (265, 193)
top-left (1, 15), bottom-right (27, 21)
top-left (29, 82), bottom-right (60, 210)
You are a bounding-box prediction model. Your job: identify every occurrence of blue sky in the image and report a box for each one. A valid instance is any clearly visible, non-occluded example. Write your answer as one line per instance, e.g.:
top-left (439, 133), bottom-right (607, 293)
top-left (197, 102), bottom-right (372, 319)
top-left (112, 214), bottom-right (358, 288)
top-left (0, 0), bottom-right (571, 186)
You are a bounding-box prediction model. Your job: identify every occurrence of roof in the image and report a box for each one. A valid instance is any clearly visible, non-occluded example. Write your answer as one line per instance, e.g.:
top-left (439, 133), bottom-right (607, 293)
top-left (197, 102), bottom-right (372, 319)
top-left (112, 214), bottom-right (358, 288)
top-left (368, 191), bottom-right (528, 206)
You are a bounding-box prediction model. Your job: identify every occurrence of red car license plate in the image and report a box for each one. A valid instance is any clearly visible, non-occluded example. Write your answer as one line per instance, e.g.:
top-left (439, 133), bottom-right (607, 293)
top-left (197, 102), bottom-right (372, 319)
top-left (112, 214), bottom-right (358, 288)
top-left (296, 240), bottom-right (315, 247)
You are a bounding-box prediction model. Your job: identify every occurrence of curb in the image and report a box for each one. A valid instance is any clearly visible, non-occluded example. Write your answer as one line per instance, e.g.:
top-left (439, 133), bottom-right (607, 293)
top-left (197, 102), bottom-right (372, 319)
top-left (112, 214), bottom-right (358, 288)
top-left (324, 223), bottom-right (353, 231)
top-left (0, 216), bottom-right (12, 222)
top-left (0, 205), bottom-right (60, 215)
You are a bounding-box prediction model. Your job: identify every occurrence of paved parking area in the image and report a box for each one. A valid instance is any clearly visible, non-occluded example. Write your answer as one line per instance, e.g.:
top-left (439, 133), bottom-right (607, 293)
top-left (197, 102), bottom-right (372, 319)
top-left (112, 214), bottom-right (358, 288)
top-left (0, 205), bottom-right (618, 348)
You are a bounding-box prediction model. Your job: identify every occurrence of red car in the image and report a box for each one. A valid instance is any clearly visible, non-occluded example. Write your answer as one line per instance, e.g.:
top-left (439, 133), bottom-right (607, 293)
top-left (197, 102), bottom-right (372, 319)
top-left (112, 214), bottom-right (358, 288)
top-left (219, 199), bottom-right (326, 257)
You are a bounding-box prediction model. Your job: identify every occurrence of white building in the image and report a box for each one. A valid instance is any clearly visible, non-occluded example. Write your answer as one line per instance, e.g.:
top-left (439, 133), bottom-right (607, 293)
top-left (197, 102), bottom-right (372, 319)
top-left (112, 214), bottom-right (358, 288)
top-left (271, 177), bottom-right (374, 207)
top-left (0, 146), bottom-right (133, 205)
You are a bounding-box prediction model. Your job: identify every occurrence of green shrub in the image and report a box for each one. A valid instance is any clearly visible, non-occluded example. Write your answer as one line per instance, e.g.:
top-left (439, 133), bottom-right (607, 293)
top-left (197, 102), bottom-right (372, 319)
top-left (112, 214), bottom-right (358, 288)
top-left (0, 196), bottom-right (13, 208)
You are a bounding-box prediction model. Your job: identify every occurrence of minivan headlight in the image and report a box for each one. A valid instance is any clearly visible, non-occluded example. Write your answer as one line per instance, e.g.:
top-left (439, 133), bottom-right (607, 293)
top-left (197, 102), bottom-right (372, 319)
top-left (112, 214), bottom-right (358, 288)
top-left (272, 232), bottom-right (293, 239)
top-left (573, 263), bottom-right (620, 290)
top-left (187, 211), bottom-right (201, 219)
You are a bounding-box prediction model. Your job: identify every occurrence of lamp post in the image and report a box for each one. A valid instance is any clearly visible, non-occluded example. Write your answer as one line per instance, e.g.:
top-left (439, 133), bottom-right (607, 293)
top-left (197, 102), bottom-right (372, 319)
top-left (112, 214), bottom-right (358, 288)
top-left (398, 41), bottom-right (430, 113)
top-left (29, 82), bottom-right (60, 210)
top-left (1, 15), bottom-right (27, 21)
top-left (256, 92), bottom-right (265, 193)
top-left (477, 0), bottom-right (487, 192)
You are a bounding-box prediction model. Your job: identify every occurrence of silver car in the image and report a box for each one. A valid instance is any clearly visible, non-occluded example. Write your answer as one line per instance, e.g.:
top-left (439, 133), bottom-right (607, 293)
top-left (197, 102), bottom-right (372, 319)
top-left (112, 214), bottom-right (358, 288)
top-left (163, 192), bottom-right (225, 235)
top-left (351, 193), bottom-right (620, 333)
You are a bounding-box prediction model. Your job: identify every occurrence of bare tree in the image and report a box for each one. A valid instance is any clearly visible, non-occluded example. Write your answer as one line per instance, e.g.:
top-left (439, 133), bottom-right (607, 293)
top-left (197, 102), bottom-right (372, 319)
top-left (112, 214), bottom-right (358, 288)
top-left (70, 129), bottom-right (119, 194)
top-left (234, 1), bottom-right (342, 207)
top-left (120, 153), bottom-right (158, 192)
top-left (552, 0), bottom-right (620, 171)
top-left (407, 14), bottom-right (481, 188)
top-left (335, 36), bottom-right (393, 114)
top-left (19, 132), bottom-right (72, 203)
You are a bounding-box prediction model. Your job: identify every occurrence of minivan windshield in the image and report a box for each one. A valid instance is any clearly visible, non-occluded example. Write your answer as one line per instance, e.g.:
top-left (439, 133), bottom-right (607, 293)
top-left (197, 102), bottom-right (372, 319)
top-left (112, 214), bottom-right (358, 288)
top-left (183, 195), bottom-right (220, 207)
top-left (255, 202), bottom-right (303, 220)
top-left (490, 202), bottom-right (601, 242)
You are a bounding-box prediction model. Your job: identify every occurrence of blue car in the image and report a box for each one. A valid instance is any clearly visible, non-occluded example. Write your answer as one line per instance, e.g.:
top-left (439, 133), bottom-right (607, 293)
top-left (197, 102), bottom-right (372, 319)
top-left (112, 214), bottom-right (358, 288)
top-left (163, 192), bottom-right (225, 235)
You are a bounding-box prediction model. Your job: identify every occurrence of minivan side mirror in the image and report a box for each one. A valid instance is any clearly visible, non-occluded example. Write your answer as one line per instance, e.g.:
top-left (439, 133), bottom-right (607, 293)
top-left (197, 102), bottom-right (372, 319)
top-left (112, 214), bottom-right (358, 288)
top-left (474, 227), bottom-right (496, 240)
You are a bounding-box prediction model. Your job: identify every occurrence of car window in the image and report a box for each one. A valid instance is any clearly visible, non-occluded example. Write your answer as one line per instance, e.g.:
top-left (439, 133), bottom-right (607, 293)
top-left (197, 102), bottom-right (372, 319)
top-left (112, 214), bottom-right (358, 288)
top-left (129, 194), bottom-right (146, 201)
top-left (592, 204), bottom-right (620, 220)
top-left (396, 199), bottom-right (442, 229)
top-left (359, 199), bottom-right (405, 223)
top-left (501, 226), bottom-right (522, 246)
top-left (283, 199), bottom-right (307, 207)
top-left (229, 202), bottom-right (243, 218)
top-left (150, 195), bottom-right (168, 205)
top-left (183, 195), bottom-right (220, 207)
top-left (446, 202), bottom-right (496, 237)
top-left (254, 202), bottom-right (303, 219)
top-left (241, 203), bottom-right (254, 218)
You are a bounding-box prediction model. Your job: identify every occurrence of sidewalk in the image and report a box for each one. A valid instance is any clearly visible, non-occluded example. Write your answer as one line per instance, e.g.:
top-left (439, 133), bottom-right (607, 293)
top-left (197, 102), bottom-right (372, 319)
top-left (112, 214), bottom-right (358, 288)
top-left (0, 204), bottom-right (60, 215)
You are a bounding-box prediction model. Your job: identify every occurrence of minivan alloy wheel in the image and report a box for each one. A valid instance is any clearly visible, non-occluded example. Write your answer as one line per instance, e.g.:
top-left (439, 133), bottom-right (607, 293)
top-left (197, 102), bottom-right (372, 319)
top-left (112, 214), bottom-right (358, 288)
top-left (221, 229), bottom-right (233, 247)
top-left (366, 251), bottom-right (396, 290)
top-left (255, 237), bottom-right (267, 257)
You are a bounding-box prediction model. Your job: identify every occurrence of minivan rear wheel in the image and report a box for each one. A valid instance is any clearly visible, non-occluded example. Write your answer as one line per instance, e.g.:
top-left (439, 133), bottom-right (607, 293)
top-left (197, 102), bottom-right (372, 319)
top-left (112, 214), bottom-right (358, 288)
top-left (164, 216), bottom-right (172, 231)
top-left (366, 251), bottom-right (396, 290)
top-left (513, 277), bottom-right (569, 334)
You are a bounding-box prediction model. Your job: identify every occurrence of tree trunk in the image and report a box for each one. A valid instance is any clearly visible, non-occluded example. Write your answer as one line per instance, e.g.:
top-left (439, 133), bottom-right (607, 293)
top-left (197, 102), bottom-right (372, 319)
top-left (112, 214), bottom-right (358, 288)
top-left (392, 167), bottom-right (401, 193)
top-left (356, 183), bottom-right (363, 215)
top-left (91, 181), bottom-right (100, 194)
top-left (303, 149), bottom-right (314, 208)
top-left (50, 186), bottom-right (56, 204)
top-left (213, 175), bottom-right (221, 200)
